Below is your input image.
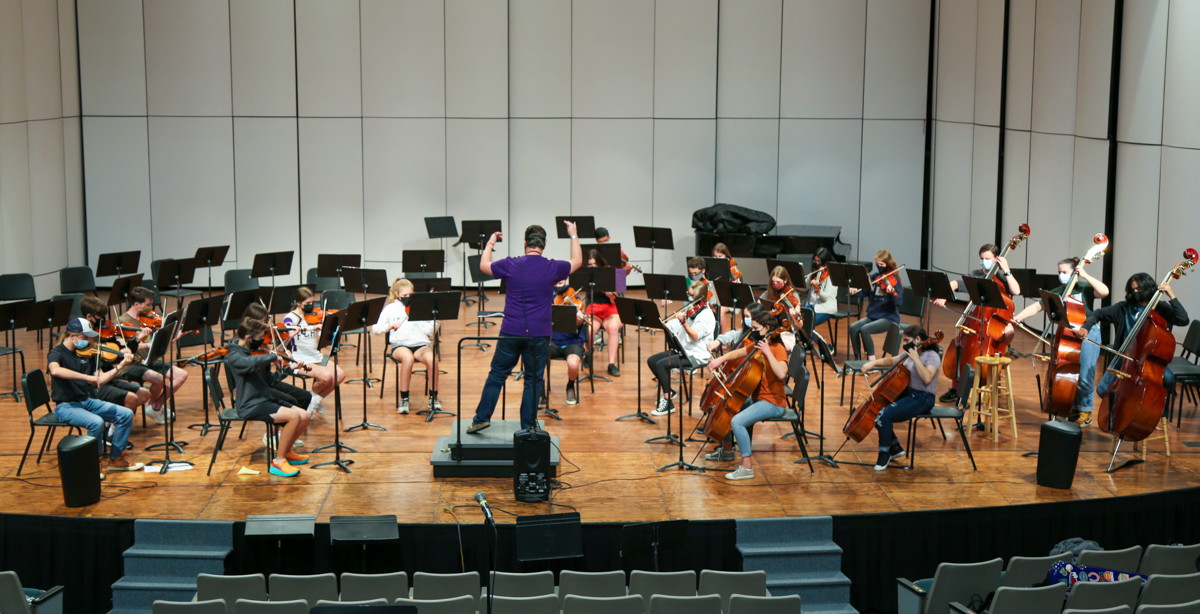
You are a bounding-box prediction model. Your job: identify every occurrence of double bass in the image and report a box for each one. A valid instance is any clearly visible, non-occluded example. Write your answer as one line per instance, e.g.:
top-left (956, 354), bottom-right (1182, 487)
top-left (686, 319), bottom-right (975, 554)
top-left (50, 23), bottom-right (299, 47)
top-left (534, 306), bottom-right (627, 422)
top-left (1043, 234), bottom-right (1109, 417)
top-left (1096, 250), bottom-right (1198, 443)
top-left (943, 224), bottom-right (1031, 381)
top-left (843, 331), bottom-right (943, 442)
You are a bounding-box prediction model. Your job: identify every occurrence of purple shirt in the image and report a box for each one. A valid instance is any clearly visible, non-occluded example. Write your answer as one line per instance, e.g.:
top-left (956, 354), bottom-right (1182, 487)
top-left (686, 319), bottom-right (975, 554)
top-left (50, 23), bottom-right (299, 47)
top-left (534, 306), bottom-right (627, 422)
top-left (491, 254), bottom-right (573, 337)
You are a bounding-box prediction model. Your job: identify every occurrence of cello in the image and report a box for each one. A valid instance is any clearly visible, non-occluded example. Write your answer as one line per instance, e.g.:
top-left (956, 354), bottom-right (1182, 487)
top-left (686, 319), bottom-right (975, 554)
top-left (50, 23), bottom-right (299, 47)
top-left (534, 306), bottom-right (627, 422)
top-left (843, 331), bottom-right (943, 442)
top-left (702, 330), bottom-right (783, 443)
top-left (1043, 234), bottom-right (1109, 417)
top-left (1096, 250), bottom-right (1198, 447)
top-left (943, 224), bottom-right (1031, 381)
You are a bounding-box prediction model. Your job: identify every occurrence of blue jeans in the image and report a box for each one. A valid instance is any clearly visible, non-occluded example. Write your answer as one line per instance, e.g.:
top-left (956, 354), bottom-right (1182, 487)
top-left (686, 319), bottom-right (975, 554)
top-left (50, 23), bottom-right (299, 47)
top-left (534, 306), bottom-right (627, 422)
top-left (811, 312), bottom-right (832, 328)
top-left (473, 334), bottom-right (549, 430)
top-left (875, 389), bottom-right (935, 450)
top-left (1075, 326), bottom-right (1102, 410)
top-left (730, 400), bottom-right (786, 458)
top-left (1097, 364), bottom-right (1175, 404)
top-left (54, 397), bottom-right (134, 460)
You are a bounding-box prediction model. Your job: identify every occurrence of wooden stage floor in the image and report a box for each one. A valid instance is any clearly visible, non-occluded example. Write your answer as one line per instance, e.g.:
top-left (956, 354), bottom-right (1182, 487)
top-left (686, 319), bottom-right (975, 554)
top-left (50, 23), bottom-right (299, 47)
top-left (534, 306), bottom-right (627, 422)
top-left (3, 290), bottom-right (1199, 523)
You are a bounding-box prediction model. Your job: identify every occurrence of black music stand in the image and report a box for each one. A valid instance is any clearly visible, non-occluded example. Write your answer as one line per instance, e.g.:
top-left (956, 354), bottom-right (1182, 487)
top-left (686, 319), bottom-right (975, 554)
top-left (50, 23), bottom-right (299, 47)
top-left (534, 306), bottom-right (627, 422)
top-left (961, 276), bottom-right (1009, 312)
top-left (269, 285), bottom-right (305, 317)
top-left (580, 243), bottom-right (623, 269)
top-left (767, 258), bottom-right (806, 288)
top-left (251, 251), bottom-right (295, 287)
top-left (1039, 289), bottom-right (1070, 329)
top-left (613, 298), bottom-right (660, 427)
top-left (633, 226), bottom-right (674, 275)
top-left (342, 268), bottom-right (389, 387)
top-left (425, 216), bottom-right (459, 279)
top-left (569, 266), bottom-right (617, 390)
top-left (108, 274), bottom-right (145, 308)
top-left (556, 216), bottom-right (595, 239)
top-left (542, 305), bottom-right (580, 421)
top-left (620, 520), bottom-right (689, 572)
top-left (649, 313), bottom-right (702, 474)
top-left (465, 255), bottom-right (501, 342)
top-left (194, 246), bottom-right (230, 298)
top-left (456, 220), bottom-right (502, 306)
top-left (715, 280), bottom-right (755, 332)
top-left (24, 299), bottom-right (73, 344)
top-left (407, 292), bottom-right (461, 422)
top-left (907, 269), bottom-right (958, 331)
top-left (312, 309), bottom-right (354, 472)
top-left (338, 296), bottom-right (386, 432)
top-left (644, 274), bottom-right (690, 349)
top-left (223, 288), bottom-right (272, 323)
top-left (146, 311), bottom-right (191, 473)
top-left (181, 295), bottom-right (225, 436)
top-left (402, 250), bottom-right (445, 280)
top-left (826, 262), bottom-right (871, 293)
top-left (155, 258), bottom-right (199, 312)
top-left (704, 257), bottom-right (733, 283)
top-left (316, 255), bottom-right (360, 291)
top-left (410, 278), bottom-right (452, 293)
top-left (0, 301), bottom-right (34, 401)
top-left (95, 251), bottom-right (141, 280)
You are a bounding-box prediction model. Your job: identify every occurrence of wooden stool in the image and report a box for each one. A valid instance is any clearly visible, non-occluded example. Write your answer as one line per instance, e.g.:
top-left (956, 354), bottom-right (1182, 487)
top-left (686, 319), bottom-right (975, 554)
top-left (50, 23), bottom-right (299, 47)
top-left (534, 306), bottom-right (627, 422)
top-left (969, 355), bottom-right (1017, 443)
top-left (1133, 417), bottom-right (1172, 459)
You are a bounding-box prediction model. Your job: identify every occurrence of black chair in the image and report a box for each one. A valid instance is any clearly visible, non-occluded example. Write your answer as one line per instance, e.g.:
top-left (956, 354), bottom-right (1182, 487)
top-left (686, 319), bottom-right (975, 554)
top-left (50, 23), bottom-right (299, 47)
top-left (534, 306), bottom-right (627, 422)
top-left (58, 266), bottom-right (98, 296)
top-left (380, 336), bottom-right (433, 405)
top-left (224, 269), bottom-right (259, 294)
top-left (752, 350), bottom-right (815, 473)
top-left (151, 259), bottom-right (204, 310)
top-left (897, 291), bottom-right (927, 335)
top-left (205, 364), bottom-right (277, 476)
top-left (839, 321), bottom-right (901, 405)
top-left (18, 370), bottom-right (81, 476)
top-left (906, 363), bottom-right (977, 471)
top-left (1170, 320), bottom-right (1200, 427)
top-left (305, 268), bottom-right (341, 295)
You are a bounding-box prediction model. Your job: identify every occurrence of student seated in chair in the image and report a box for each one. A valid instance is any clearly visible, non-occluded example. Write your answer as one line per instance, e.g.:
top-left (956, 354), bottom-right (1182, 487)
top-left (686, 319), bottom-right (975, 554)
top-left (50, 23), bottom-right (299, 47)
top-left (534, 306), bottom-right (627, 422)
top-left (243, 303), bottom-right (312, 448)
top-left (858, 326), bottom-right (942, 471)
top-left (548, 300), bottom-right (589, 406)
top-left (372, 278), bottom-right (440, 415)
top-left (77, 296), bottom-right (154, 419)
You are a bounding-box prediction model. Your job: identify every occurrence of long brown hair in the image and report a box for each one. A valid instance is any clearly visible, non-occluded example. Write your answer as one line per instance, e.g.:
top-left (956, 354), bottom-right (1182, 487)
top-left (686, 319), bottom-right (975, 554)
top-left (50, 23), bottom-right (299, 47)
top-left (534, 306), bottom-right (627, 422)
top-left (587, 249), bottom-right (608, 268)
top-left (712, 243), bottom-right (732, 258)
top-left (766, 265), bottom-right (792, 300)
top-left (874, 249), bottom-right (898, 272)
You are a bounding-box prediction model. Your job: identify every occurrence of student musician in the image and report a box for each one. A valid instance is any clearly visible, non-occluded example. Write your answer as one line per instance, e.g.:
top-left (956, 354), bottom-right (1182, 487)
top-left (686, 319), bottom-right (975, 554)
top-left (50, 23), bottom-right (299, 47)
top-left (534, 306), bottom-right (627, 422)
top-left (372, 278), bottom-right (440, 414)
top-left (595, 227), bottom-right (634, 272)
top-left (859, 326), bottom-right (941, 471)
top-left (118, 287), bottom-right (190, 419)
top-left (282, 287), bottom-right (347, 415)
top-left (648, 280), bottom-right (717, 416)
top-left (847, 250), bottom-right (905, 361)
top-left (804, 248), bottom-right (838, 328)
top-left (243, 303), bottom-right (313, 448)
top-left (1072, 273), bottom-right (1189, 426)
top-left (226, 318), bottom-right (311, 477)
top-left (1011, 257), bottom-right (1110, 423)
top-left (708, 303), bottom-right (766, 355)
top-left (78, 296), bottom-right (154, 418)
top-left (762, 266), bottom-right (801, 350)
top-left (48, 318), bottom-right (144, 472)
top-left (711, 243), bottom-right (743, 282)
top-left (703, 311), bottom-right (790, 481)
top-left (549, 307), bottom-right (589, 406)
top-left (686, 256), bottom-right (720, 314)
top-left (583, 249), bottom-right (624, 378)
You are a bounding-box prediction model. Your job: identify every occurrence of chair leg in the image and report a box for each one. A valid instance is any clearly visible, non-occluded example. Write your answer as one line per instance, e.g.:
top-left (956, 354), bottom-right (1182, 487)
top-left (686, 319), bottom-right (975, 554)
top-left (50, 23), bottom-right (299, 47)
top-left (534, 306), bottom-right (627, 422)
top-left (37, 427), bottom-right (54, 462)
top-left (907, 419), bottom-right (917, 469)
top-left (957, 417), bottom-right (977, 471)
top-left (18, 428), bottom-right (36, 476)
top-left (208, 422), bottom-right (228, 476)
top-left (380, 350), bottom-right (388, 399)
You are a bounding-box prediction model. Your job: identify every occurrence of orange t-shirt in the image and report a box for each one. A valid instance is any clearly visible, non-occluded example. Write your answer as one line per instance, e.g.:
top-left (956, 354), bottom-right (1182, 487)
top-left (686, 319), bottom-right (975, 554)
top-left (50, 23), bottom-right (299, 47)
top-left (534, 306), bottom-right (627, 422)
top-left (753, 342), bottom-right (791, 407)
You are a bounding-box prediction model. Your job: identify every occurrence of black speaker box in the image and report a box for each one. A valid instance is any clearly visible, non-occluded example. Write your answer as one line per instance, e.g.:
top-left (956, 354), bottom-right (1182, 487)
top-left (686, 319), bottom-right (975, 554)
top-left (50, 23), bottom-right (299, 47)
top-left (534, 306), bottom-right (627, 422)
top-left (58, 434), bottom-right (102, 507)
top-left (513, 428), bottom-right (551, 502)
top-left (1036, 420), bottom-right (1082, 489)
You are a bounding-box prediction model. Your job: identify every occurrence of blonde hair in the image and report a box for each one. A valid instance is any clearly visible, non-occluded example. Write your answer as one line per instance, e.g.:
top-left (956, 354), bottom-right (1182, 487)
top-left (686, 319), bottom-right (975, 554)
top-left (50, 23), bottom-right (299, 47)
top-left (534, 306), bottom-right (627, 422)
top-left (388, 278), bottom-right (414, 305)
top-left (689, 279), bottom-right (708, 301)
top-left (875, 249), bottom-right (898, 271)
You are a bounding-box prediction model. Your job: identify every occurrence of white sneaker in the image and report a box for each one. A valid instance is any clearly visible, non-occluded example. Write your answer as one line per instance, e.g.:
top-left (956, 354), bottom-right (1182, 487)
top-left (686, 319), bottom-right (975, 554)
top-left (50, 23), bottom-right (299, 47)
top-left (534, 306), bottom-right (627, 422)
top-left (293, 438), bottom-right (304, 448)
top-left (725, 466), bottom-right (755, 480)
top-left (107, 423), bottom-right (115, 438)
top-left (262, 433), bottom-right (303, 448)
top-left (705, 448), bottom-right (736, 462)
top-left (315, 397), bottom-right (325, 414)
top-left (651, 398), bottom-right (674, 416)
top-left (397, 399), bottom-right (410, 414)
top-left (145, 407), bottom-right (166, 425)
top-left (428, 397), bottom-right (442, 412)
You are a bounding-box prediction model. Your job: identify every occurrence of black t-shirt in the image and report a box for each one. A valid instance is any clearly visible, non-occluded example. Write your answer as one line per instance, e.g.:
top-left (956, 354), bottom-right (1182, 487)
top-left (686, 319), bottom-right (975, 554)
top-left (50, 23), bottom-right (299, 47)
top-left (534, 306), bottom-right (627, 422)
top-left (47, 343), bottom-right (96, 404)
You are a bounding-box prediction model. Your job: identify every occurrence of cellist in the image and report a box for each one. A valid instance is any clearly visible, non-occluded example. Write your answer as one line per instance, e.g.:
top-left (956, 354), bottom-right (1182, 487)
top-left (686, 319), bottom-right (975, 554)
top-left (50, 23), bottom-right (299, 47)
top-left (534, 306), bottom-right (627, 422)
top-left (1010, 257), bottom-right (1110, 424)
top-left (858, 326), bottom-right (942, 470)
top-left (1072, 273), bottom-right (1189, 425)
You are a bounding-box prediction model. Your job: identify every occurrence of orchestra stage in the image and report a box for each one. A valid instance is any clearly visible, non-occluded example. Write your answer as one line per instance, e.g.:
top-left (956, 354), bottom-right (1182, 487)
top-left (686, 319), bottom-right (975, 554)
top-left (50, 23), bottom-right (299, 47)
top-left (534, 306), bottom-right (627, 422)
top-left (3, 290), bottom-right (1200, 523)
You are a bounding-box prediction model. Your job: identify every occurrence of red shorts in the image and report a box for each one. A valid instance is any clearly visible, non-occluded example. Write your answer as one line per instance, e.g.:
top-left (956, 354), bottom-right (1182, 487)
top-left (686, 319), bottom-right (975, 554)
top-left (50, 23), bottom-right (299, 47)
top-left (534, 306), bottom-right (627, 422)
top-left (587, 303), bottom-right (619, 322)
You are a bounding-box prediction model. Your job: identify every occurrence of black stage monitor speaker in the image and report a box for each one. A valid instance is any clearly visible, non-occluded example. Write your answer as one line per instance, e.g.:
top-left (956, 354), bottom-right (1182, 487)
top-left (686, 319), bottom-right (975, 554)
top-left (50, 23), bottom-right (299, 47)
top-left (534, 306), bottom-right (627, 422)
top-left (514, 428), bottom-right (551, 502)
top-left (1036, 420), bottom-right (1082, 489)
top-left (58, 434), bottom-right (101, 507)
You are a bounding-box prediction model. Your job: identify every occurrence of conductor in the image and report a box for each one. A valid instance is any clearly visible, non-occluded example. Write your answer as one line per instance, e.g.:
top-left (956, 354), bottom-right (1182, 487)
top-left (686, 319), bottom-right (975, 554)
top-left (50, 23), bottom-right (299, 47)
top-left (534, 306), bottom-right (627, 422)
top-left (467, 222), bottom-right (583, 433)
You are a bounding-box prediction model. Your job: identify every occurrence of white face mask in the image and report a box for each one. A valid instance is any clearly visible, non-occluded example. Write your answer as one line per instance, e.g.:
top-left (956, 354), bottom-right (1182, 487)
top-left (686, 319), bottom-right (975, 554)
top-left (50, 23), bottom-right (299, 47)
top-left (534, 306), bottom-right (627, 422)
top-left (743, 317), bottom-right (752, 327)
top-left (1058, 272), bottom-right (1072, 285)
top-left (980, 258), bottom-right (995, 270)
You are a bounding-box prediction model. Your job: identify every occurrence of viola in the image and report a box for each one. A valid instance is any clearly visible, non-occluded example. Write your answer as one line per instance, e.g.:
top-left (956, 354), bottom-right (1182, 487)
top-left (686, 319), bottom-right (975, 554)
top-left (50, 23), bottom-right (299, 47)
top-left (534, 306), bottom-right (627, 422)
top-left (194, 347), bottom-right (229, 362)
top-left (1095, 250), bottom-right (1197, 442)
top-left (701, 330), bottom-right (784, 443)
top-left (844, 331), bottom-right (944, 442)
top-left (139, 310), bottom-right (163, 329)
top-left (943, 224), bottom-right (1030, 381)
top-left (304, 307), bottom-right (339, 325)
top-left (1043, 234), bottom-right (1109, 417)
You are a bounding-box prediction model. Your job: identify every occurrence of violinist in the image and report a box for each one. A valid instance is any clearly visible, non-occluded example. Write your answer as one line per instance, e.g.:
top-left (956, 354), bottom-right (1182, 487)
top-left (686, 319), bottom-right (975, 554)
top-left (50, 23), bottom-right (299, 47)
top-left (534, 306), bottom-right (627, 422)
top-left (78, 296), bottom-right (153, 416)
top-left (584, 249), bottom-right (623, 377)
top-left (48, 318), bottom-right (144, 472)
top-left (226, 318), bottom-right (311, 477)
top-left (859, 326), bottom-right (941, 471)
top-left (648, 280), bottom-right (716, 417)
top-left (548, 292), bottom-right (589, 405)
top-left (1073, 273), bottom-right (1189, 426)
top-left (711, 243), bottom-right (743, 282)
top-left (118, 287), bottom-right (190, 420)
top-left (703, 311), bottom-right (790, 481)
top-left (1011, 257), bottom-right (1109, 422)
top-left (595, 227), bottom-right (634, 272)
top-left (847, 250), bottom-right (904, 361)
top-left (243, 303), bottom-right (314, 447)
top-left (804, 248), bottom-right (838, 328)
top-left (687, 257), bottom-right (720, 313)
top-left (282, 287), bottom-right (347, 415)
top-left (761, 266), bottom-right (801, 351)
top-left (371, 278), bottom-right (440, 415)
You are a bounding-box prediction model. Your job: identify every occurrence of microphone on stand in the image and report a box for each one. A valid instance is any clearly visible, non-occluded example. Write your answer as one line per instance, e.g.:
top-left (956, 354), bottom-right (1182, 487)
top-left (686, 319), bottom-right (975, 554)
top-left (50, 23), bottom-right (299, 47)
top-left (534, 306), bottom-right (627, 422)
top-left (476, 492), bottom-right (495, 525)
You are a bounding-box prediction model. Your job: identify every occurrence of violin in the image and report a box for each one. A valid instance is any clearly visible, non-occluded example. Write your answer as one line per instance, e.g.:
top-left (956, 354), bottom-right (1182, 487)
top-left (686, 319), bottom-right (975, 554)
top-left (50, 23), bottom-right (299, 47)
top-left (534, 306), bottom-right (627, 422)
top-left (1096, 249), bottom-right (1197, 443)
top-left (304, 307), bottom-right (339, 325)
top-left (806, 266), bottom-right (829, 287)
top-left (769, 285), bottom-right (804, 330)
top-left (871, 266), bottom-right (906, 297)
top-left (75, 338), bottom-right (127, 360)
top-left (729, 258), bottom-right (742, 283)
top-left (139, 310), bottom-right (163, 330)
top-left (843, 331), bottom-right (944, 442)
top-left (1043, 234), bottom-right (1109, 418)
top-left (701, 329), bottom-right (784, 443)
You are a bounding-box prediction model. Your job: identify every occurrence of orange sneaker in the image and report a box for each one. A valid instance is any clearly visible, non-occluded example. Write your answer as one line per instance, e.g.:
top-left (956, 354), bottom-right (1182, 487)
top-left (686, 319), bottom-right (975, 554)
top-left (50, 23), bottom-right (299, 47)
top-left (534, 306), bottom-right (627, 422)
top-left (107, 451), bottom-right (145, 472)
top-left (269, 459), bottom-right (299, 477)
top-left (285, 450), bottom-right (309, 465)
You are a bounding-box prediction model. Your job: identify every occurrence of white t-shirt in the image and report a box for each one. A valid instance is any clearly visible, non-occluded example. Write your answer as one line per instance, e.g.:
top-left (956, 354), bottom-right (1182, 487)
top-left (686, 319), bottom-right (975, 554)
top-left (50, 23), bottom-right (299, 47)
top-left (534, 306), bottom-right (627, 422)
top-left (666, 307), bottom-right (717, 366)
top-left (371, 300), bottom-right (435, 347)
top-left (282, 311), bottom-right (322, 364)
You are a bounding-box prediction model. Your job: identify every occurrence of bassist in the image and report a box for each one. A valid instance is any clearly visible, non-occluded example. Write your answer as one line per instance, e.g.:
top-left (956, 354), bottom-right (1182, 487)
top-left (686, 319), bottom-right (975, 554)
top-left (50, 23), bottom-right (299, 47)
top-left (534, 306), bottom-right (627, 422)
top-left (858, 326), bottom-right (942, 470)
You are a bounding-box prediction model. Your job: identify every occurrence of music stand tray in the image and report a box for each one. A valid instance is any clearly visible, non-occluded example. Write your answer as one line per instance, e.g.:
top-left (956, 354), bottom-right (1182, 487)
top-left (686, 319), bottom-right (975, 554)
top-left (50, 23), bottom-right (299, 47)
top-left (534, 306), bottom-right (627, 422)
top-left (401, 250), bottom-right (446, 276)
top-left (425, 216), bottom-right (458, 239)
top-left (224, 288), bottom-right (273, 322)
top-left (766, 258), bottom-right (806, 287)
top-left (156, 258), bottom-right (198, 290)
top-left (457, 220), bottom-right (503, 250)
top-left (95, 251), bottom-right (141, 279)
top-left (342, 268), bottom-right (391, 297)
top-left (316, 254), bottom-right (361, 279)
top-left (108, 274), bottom-right (146, 308)
top-left (269, 285), bottom-right (305, 316)
top-left (642, 274), bottom-right (690, 306)
top-left (251, 251), bottom-right (295, 282)
top-left (411, 278), bottom-right (452, 293)
top-left (1038, 289), bottom-right (1070, 329)
top-left (24, 299), bottom-right (74, 333)
top-left (961, 276), bottom-right (1008, 310)
top-left (826, 262), bottom-right (872, 292)
top-left (703, 257), bottom-right (733, 283)
top-left (580, 243), bottom-right (623, 269)
top-left (555, 216), bottom-right (596, 239)
top-left (406, 292), bottom-right (460, 422)
top-left (620, 519), bottom-right (689, 572)
top-left (633, 226), bottom-right (674, 250)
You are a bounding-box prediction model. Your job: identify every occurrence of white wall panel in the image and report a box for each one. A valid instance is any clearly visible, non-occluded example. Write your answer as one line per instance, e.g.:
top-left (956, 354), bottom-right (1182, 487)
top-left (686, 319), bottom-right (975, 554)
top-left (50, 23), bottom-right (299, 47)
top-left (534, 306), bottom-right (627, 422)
top-left (777, 119), bottom-right (862, 254)
top-left (447, 119), bottom-right (509, 286)
top-left (572, 119), bottom-right (653, 263)
top-left (144, 0), bottom-right (231, 116)
top-left (1156, 146), bottom-right (1200, 332)
top-left (58, 0), bottom-right (79, 117)
top-left (1068, 137), bottom-right (1108, 260)
top-left (717, 0), bottom-right (782, 119)
top-left (148, 117), bottom-right (236, 268)
top-left (1000, 129), bottom-right (1031, 269)
top-left (1, 0), bottom-right (29, 124)
top-left (22, 0), bottom-right (62, 121)
top-left (298, 118), bottom-right (363, 277)
top-left (1162, 1), bottom-right (1200, 150)
top-left (27, 118), bottom-right (66, 273)
top-left (1005, 0), bottom-right (1035, 131)
top-left (655, 0), bottom-right (718, 119)
top-left (715, 119), bottom-right (778, 215)
top-left (362, 0), bottom-right (444, 118)
top-left (1117, 0), bottom-right (1168, 144)
top-left (572, 0), bottom-right (654, 118)
top-left (509, 0), bottom-right (570, 118)
top-left (82, 116), bottom-right (152, 278)
top-left (859, 120), bottom-right (924, 269)
top-left (77, 0), bottom-right (146, 116)
top-left (64, 117), bottom-right (84, 265)
top-left (934, 0), bottom-right (977, 124)
top-left (969, 126), bottom-right (998, 258)
top-left (233, 118), bottom-right (300, 284)
top-left (446, 0), bottom-right (507, 118)
top-left (0, 123), bottom-right (32, 273)
top-left (1025, 133), bottom-right (1074, 272)
top-left (363, 118), bottom-right (446, 263)
top-left (780, 0), bottom-right (865, 119)
top-left (230, 0), bottom-right (295, 117)
top-left (930, 122), bottom-right (973, 274)
top-left (1030, 0), bottom-right (1080, 135)
top-left (510, 119), bottom-right (570, 264)
top-left (296, 0), bottom-right (361, 117)
top-left (973, 0), bottom-right (1003, 126)
top-left (653, 120), bottom-right (716, 274)
top-left (1111, 143), bottom-right (1159, 293)
top-left (1075, 0), bottom-right (1114, 140)
top-left (863, 0), bottom-right (930, 120)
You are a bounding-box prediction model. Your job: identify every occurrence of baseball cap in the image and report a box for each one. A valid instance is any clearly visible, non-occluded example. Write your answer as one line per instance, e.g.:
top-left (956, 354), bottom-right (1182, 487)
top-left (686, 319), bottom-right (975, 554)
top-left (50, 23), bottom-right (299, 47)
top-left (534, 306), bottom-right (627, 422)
top-left (66, 317), bottom-right (99, 337)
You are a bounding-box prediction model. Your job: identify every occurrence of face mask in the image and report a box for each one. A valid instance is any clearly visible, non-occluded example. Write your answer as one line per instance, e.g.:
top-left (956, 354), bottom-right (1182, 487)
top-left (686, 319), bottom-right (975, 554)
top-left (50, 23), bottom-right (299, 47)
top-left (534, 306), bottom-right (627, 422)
top-left (248, 337), bottom-right (265, 350)
top-left (743, 317), bottom-right (752, 328)
top-left (400, 296), bottom-right (411, 306)
top-left (771, 282), bottom-right (785, 291)
top-left (74, 338), bottom-right (90, 350)
top-left (302, 303), bottom-right (315, 314)
top-left (1127, 287), bottom-right (1154, 304)
top-left (749, 330), bottom-right (765, 342)
top-left (902, 341), bottom-right (917, 353)
top-left (980, 258), bottom-right (995, 270)
top-left (1058, 272), bottom-right (1072, 285)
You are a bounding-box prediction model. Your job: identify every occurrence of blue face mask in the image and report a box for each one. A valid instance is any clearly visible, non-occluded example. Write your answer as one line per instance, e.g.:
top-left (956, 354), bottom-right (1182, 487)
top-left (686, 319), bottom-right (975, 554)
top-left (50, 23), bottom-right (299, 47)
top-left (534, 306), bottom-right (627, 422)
top-left (74, 338), bottom-right (90, 350)
top-left (744, 317), bottom-right (752, 328)
top-left (980, 258), bottom-right (995, 270)
top-left (1058, 272), bottom-right (1072, 285)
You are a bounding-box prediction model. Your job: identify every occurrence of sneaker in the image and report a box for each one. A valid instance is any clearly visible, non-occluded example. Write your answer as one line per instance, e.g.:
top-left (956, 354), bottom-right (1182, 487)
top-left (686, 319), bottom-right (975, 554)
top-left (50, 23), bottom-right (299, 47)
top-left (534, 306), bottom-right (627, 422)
top-left (285, 450), bottom-right (309, 465)
top-left (939, 389), bottom-right (959, 403)
top-left (873, 450), bottom-right (891, 471)
top-left (608, 364), bottom-right (621, 377)
top-left (428, 397), bottom-right (442, 412)
top-left (1079, 411), bottom-right (1092, 427)
top-left (262, 433), bottom-right (301, 449)
top-left (725, 466), bottom-right (755, 480)
top-left (466, 421), bottom-right (491, 434)
top-left (107, 451), bottom-right (144, 472)
top-left (566, 385), bottom-right (578, 405)
top-left (145, 407), bottom-right (166, 425)
top-left (705, 448), bottom-right (735, 462)
top-left (651, 398), bottom-right (674, 416)
top-left (269, 459), bottom-right (300, 477)
top-left (397, 399), bottom-right (411, 414)
top-left (889, 444), bottom-right (906, 461)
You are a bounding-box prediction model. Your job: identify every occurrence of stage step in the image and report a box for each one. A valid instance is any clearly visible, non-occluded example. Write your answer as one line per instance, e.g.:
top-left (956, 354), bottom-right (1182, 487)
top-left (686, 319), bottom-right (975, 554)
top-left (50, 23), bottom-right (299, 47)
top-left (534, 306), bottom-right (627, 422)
top-left (107, 520), bottom-right (233, 614)
top-left (430, 420), bottom-right (559, 478)
top-left (737, 516), bottom-right (857, 614)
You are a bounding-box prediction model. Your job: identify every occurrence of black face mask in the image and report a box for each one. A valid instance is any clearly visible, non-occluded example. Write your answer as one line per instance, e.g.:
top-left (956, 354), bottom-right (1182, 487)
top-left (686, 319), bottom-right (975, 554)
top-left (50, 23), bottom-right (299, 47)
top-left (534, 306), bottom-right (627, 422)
top-left (302, 303), bottom-right (315, 314)
top-left (902, 341), bottom-right (917, 353)
top-left (749, 330), bottom-right (765, 342)
top-left (400, 296), bottom-right (411, 306)
top-left (248, 337), bottom-right (265, 350)
top-left (1127, 287), bottom-right (1154, 304)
